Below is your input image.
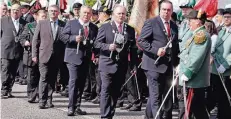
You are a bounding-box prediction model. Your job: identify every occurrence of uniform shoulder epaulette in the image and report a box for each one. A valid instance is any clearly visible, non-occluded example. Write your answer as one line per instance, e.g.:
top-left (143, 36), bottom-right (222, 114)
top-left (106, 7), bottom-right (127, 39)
top-left (193, 30), bottom-right (206, 44)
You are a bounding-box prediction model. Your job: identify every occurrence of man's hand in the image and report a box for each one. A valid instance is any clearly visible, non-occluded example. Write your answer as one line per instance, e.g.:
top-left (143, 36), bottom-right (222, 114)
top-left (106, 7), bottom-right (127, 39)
top-left (157, 47), bottom-right (166, 57)
top-left (109, 44), bottom-right (117, 51)
top-left (76, 35), bottom-right (83, 43)
top-left (217, 65), bottom-right (226, 73)
top-left (181, 74), bottom-right (189, 82)
top-left (210, 56), bottom-right (214, 64)
top-left (32, 57), bottom-right (38, 63)
top-left (93, 58), bottom-right (99, 64)
top-left (24, 41), bottom-right (30, 46)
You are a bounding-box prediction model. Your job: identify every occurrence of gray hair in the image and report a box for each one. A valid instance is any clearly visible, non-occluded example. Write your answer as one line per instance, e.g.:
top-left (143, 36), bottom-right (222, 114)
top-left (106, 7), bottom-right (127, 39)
top-left (80, 5), bottom-right (92, 12)
top-left (112, 4), bottom-right (127, 14)
top-left (48, 4), bottom-right (60, 12)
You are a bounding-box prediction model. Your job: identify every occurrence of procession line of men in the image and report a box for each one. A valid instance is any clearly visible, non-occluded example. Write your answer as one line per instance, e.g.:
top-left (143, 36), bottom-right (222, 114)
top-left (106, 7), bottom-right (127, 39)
top-left (1, 0), bottom-right (231, 119)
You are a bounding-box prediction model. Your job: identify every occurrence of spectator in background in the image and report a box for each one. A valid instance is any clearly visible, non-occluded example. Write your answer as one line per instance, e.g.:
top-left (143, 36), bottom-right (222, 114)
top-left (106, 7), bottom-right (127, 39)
top-left (205, 20), bottom-right (218, 53)
top-left (0, 2), bottom-right (8, 18)
top-left (72, 3), bottom-right (82, 19)
top-left (213, 9), bottom-right (224, 31)
top-left (91, 10), bottom-right (99, 24)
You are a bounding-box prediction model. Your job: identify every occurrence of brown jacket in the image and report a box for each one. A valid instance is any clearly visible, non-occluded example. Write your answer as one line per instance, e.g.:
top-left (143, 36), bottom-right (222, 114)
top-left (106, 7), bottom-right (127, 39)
top-left (32, 19), bottom-right (66, 64)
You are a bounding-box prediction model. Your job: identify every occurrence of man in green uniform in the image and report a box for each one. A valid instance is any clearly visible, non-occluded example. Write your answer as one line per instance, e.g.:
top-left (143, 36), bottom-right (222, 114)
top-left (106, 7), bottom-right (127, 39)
top-left (208, 8), bottom-right (231, 119)
top-left (178, 10), bottom-right (211, 119)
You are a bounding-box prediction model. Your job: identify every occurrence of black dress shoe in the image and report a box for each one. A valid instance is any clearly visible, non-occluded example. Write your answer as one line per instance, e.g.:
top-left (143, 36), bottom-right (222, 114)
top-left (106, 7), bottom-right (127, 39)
top-left (91, 97), bottom-right (100, 104)
top-left (120, 104), bottom-right (132, 110)
top-left (8, 92), bottom-right (15, 98)
top-left (128, 106), bottom-right (141, 111)
top-left (116, 102), bottom-right (123, 108)
top-left (47, 102), bottom-right (54, 108)
top-left (19, 81), bottom-right (27, 85)
top-left (39, 103), bottom-right (46, 109)
top-left (76, 108), bottom-right (87, 115)
top-left (1, 92), bottom-right (8, 99)
top-left (67, 108), bottom-right (75, 116)
top-left (60, 90), bottom-right (68, 97)
top-left (28, 98), bottom-right (36, 103)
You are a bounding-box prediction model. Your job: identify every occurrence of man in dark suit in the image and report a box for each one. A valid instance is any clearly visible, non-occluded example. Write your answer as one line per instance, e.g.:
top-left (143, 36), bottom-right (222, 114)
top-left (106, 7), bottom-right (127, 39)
top-left (94, 5), bottom-right (137, 119)
top-left (16, 3), bottom-right (35, 85)
top-left (32, 5), bottom-right (66, 109)
top-left (138, 1), bottom-right (179, 119)
top-left (19, 9), bottom-right (47, 103)
top-left (1, 4), bottom-right (28, 98)
top-left (60, 6), bottom-right (98, 116)
top-left (20, 3), bottom-right (34, 23)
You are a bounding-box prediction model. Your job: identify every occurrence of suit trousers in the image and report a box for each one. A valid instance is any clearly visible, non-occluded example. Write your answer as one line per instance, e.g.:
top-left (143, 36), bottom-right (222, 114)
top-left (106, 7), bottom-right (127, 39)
top-left (26, 65), bottom-right (40, 100)
top-left (1, 58), bottom-right (20, 93)
top-left (38, 55), bottom-right (59, 104)
top-left (144, 68), bottom-right (173, 119)
top-left (100, 69), bottom-right (126, 118)
top-left (207, 74), bottom-right (231, 119)
top-left (67, 60), bottom-right (89, 109)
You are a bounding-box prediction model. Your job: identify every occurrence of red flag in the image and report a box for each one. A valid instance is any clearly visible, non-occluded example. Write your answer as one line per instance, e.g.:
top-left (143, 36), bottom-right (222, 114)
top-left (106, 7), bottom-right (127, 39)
top-left (194, 0), bottom-right (218, 18)
top-left (59, 0), bottom-right (67, 10)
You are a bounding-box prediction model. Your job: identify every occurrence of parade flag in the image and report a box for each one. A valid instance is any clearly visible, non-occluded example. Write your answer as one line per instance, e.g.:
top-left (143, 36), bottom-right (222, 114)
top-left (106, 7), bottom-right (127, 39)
top-left (194, 0), bottom-right (218, 18)
top-left (119, 0), bottom-right (128, 10)
top-left (92, 0), bottom-right (102, 10)
top-left (104, 0), bottom-right (115, 10)
top-left (128, 0), bottom-right (159, 36)
top-left (59, 0), bottom-right (67, 10)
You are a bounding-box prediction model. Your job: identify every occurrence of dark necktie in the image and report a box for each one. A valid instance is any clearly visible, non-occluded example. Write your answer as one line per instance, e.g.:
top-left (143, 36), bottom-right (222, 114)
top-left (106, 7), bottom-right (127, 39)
top-left (51, 21), bottom-right (57, 40)
top-left (84, 25), bottom-right (88, 37)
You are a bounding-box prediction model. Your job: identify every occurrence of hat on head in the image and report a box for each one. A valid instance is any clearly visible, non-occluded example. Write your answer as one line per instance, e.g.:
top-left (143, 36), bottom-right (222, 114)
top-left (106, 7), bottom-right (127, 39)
top-left (179, 0), bottom-right (196, 8)
top-left (20, 2), bottom-right (30, 9)
top-left (98, 6), bottom-right (111, 15)
top-left (185, 9), bottom-right (207, 21)
top-left (72, 3), bottom-right (82, 9)
top-left (223, 8), bottom-right (231, 15)
top-left (92, 10), bottom-right (98, 15)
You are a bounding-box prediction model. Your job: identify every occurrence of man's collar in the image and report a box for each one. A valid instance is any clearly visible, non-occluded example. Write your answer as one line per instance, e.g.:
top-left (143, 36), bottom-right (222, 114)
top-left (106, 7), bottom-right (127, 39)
top-left (114, 21), bottom-right (124, 27)
top-left (50, 18), bottom-right (58, 23)
top-left (79, 19), bottom-right (90, 26)
top-left (160, 16), bottom-right (170, 24)
top-left (225, 25), bottom-right (231, 33)
top-left (23, 12), bottom-right (30, 18)
top-left (193, 26), bottom-right (205, 34)
top-left (11, 17), bottom-right (19, 22)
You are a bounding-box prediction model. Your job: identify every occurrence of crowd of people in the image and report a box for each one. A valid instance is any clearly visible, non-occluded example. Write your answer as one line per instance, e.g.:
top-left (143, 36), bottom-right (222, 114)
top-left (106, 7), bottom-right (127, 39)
top-left (1, 0), bottom-right (231, 119)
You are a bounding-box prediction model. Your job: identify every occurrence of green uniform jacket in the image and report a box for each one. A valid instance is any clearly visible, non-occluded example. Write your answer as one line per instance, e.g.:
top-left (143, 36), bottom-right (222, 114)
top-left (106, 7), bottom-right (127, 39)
top-left (179, 26), bottom-right (211, 88)
top-left (211, 28), bottom-right (231, 76)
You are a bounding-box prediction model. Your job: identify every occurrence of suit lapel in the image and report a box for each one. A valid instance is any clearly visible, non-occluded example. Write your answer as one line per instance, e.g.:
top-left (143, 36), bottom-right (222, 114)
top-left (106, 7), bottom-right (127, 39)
top-left (9, 17), bottom-right (17, 35)
top-left (216, 29), bottom-right (231, 47)
top-left (170, 21), bottom-right (177, 40)
top-left (157, 16), bottom-right (168, 40)
top-left (46, 20), bottom-right (54, 41)
top-left (55, 20), bottom-right (62, 40)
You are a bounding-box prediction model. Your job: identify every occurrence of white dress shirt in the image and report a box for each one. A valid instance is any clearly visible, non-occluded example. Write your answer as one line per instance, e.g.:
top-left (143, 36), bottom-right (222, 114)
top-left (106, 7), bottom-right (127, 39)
top-left (12, 17), bottom-right (19, 32)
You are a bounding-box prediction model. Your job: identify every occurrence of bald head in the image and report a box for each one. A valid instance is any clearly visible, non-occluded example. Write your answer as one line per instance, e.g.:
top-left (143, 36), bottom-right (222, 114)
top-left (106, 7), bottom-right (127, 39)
top-left (11, 4), bottom-right (21, 19)
top-left (112, 4), bottom-right (126, 24)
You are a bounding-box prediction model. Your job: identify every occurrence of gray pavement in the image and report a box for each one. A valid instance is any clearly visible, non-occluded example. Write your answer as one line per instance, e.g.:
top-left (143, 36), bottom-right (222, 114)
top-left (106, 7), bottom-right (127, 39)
top-left (1, 84), bottom-right (147, 119)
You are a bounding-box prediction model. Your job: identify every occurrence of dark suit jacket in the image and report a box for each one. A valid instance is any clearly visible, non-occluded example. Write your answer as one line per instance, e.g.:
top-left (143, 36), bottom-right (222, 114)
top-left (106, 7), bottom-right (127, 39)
top-left (19, 21), bottom-right (37, 66)
top-left (1, 16), bottom-right (27, 59)
top-left (32, 19), bottom-right (66, 64)
top-left (60, 20), bottom-right (98, 65)
top-left (138, 16), bottom-right (179, 73)
top-left (94, 21), bottom-right (137, 74)
top-left (22, 13), bottom-right (34, 23)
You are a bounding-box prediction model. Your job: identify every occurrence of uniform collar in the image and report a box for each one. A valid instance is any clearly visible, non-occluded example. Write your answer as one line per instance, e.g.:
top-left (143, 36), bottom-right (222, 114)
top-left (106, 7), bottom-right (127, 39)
top-left (23, 12), bottom-right (30, 18)
top-left (193, 26), bottom-right (205, 34)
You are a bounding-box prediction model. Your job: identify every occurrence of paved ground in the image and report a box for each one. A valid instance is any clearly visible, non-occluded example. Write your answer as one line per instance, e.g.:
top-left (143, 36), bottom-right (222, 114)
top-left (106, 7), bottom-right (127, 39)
top-left (1, 84), bottom-right (217, 119)
top-left (1, 84), bottom-right (180, 119)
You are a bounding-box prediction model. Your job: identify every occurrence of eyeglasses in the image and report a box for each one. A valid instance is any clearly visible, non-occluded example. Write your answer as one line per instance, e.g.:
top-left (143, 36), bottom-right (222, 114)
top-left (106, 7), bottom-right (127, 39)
top-left (49, 10), bottom-right (58, 13)
top-left (224, 16), bottom-right (231, 19)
